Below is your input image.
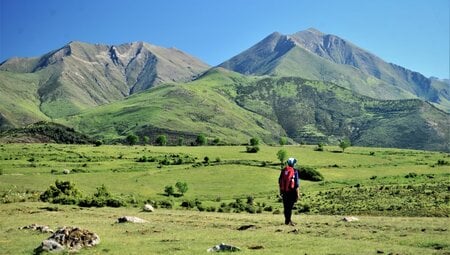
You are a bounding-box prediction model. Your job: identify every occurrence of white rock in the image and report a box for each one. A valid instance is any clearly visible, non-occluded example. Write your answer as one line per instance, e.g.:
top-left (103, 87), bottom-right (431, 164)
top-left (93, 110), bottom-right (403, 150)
top-left (143, 204), bottom-right (154, 212)
top-left (342, 216), bottom-right (359, 222)
top-left (117, 216), bottom-right (148, 223)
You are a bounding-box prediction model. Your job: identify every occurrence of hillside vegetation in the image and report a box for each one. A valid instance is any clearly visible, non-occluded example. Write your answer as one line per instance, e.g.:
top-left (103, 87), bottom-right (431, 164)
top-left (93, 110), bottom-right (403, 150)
top-left (64, 69), bottom-right (450, 151)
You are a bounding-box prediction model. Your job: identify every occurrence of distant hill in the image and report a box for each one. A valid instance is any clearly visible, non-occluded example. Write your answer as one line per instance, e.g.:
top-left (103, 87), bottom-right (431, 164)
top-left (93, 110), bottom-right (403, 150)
top-left (0, 121), bottom-right (94, 144)
top-left (219, 28), bottom-right (450, 112)
top-left (0, 41), bottom-right (210, 120)
top-left (63, 69), bottom-right (450, 151)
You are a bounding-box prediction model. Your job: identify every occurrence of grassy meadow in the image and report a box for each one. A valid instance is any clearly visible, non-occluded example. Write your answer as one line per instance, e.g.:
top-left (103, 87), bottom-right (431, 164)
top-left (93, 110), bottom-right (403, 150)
top-left (0, 143), bottom-right (449, 254)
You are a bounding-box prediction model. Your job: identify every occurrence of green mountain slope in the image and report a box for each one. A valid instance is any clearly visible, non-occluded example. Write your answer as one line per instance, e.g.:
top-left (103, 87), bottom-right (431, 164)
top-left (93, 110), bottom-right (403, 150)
top-left (62, 69), bottom-right (449, 151)
top-left (235, 76), bottom-right (450, 151)
top-left (63, 69), bottom-right (286, 144)
top-left (0, 71), bottom-right (49, 130)
top-left (219, 28), bottom-right (450, 112)
top-left (0, 41), bottom-right (210, 119)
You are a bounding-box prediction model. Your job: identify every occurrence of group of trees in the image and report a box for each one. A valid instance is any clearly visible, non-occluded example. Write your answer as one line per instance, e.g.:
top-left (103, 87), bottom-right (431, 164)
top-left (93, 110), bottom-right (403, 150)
top-left (125, 133), bottom-right (351, 152)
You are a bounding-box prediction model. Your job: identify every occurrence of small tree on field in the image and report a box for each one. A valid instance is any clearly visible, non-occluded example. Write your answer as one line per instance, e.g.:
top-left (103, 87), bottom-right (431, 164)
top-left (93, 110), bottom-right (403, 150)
top-left (156, 135), bottom-right (167, 146)
top-left (279, 137), bottom-right (288, 146)
top-left (277, 149), bottom-right (288, 166)
top-left (143, 136), bottom-right (150, 145)
top-left (164, 185), bottom-right (175, 196)
top-left (250, 137), bottom-right (260, 146)
top-left (126, 134), bottom-right (138, 146)
top-left (175, 182), bottom-right (188, 196)
top-left (196, 134), bottom-right (207, 146)
top-left (339, 139), bottom-right (351, 152)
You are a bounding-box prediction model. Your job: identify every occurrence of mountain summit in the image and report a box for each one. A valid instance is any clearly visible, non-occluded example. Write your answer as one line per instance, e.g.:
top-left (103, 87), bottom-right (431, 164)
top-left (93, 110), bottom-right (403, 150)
top-left (219, 28), bottom-right (450, 112)
top-left (0, 41), bottom-right (209, 119)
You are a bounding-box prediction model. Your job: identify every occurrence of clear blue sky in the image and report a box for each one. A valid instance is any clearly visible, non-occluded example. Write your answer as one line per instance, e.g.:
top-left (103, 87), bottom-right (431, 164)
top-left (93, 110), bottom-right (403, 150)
top-left (1, 0), bottom-right (449, 78)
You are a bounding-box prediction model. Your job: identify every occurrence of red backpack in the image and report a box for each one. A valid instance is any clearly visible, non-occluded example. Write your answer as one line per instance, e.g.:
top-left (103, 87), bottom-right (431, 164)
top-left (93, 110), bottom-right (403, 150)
top-left (279, 166), bottom-right (295, 192)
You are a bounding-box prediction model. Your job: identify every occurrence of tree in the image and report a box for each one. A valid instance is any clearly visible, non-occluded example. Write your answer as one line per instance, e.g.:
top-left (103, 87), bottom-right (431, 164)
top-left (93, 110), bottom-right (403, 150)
top-left (196, 134), bottom-right (207, 146)
top-left (175, 182), bottom-right (188, 196)
top-left (250, 137), bottom-right (259, 146)
top-left (177, 137), bottom-right (184, 146)
top-left (143, 136), bottom-right (150, 145)
top-left (279, 137), bottom-right (288, 146)
top-left (126, 134), bottom-right (138, 146)
top-left (164, 185), bottom-right (175, 196)
top-left (156, 135), bottom-right (167, 146)
top-left (339, 139), bottom-right (351, 152)
top-left (276, 149), bottom-right (288, 165)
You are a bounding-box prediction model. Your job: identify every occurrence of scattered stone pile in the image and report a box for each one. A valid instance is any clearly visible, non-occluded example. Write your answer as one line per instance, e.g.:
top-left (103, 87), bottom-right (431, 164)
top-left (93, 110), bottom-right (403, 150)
top-left (20, 224), bottom-right (54, 233)
top-left (35, 226), bottom-right (100, 253)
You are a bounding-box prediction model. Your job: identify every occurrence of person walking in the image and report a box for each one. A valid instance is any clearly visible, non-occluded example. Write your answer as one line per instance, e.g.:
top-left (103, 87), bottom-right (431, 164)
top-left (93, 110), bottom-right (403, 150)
top-left (279, 157), bottom-right (300, 226)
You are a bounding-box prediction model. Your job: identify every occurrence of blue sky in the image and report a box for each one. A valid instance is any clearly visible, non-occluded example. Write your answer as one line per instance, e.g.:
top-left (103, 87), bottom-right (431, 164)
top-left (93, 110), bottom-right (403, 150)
top-left (1, 0), bottom-right (449, 78)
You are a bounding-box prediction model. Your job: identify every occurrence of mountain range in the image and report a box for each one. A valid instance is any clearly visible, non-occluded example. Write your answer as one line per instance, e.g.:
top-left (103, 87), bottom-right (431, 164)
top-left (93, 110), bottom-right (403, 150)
top-left (0, 28), bottom-right (449, 151)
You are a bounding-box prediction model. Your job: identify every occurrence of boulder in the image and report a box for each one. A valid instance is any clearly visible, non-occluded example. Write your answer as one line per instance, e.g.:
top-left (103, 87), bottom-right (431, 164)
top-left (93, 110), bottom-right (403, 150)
top-left (62, 169), bottom-right (70, 174)
top-left (117, 216), bottom-right (148, 223)
top-left (207, 243), bottom-right (241, 252)
top-left (143, 204), bottom-right (154, 212)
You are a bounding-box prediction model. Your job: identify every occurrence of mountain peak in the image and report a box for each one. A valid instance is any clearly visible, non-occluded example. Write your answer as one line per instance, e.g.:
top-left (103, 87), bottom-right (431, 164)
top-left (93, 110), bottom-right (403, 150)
top-left (305, 27), bottom-right (324, 35)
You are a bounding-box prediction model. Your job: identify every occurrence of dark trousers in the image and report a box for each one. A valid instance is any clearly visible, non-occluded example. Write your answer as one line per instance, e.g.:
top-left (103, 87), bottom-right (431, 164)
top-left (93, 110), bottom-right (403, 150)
top-left (282, 191), bottom-right (297, 224)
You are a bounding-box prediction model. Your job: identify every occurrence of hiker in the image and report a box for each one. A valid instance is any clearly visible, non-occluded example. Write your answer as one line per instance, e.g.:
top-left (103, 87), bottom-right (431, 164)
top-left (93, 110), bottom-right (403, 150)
top-left (279, 157), bottom-right (300, 226)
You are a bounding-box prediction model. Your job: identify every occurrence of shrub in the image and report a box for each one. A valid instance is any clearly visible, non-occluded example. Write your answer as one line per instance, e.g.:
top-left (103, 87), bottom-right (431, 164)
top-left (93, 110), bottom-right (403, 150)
top-left (196, 134), bottom-right (207, 146)
top-left (40, 180), bottom-right (83, 204)
top-left (299, 166), bottom-right (324, 182)
top-left (177, 138), bottom-right (184, 146)
top-left (246, 146), bottom-right (260, 153)
top-left (437, 159), bottom-right (450, 166)
top-left (126, 134), bottom-right (138, 146)
top-left (279, 137), bottom-right (288, 146)
top-left (164, 185), bottom-right (175, 196)
top-left (276, 149), bottom-right (287, 165)
top-left (212, 138), bottom-right (221, 145)
top-left (158, 200), bottom-right (173, 209)
top-left (175, 182), bottom-right (188, 196)
top-left (249, 137), bottom-right (259, 146)
top-left (143, 136), bottom-right (150, 145)
top-left (94, 140), bottom-right (103, 147)
top-left (315, 143), bottom-right (324, 151)
top-left (156, 135), bottom-right (167, 146)
top-left (339, 139), bottom-right (351, 152)
top-left (405, 172), bottom-right (418, 178)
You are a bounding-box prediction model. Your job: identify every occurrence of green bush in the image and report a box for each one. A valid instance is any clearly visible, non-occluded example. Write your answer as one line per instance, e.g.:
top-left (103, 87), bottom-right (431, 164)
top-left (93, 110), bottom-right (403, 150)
top-left (175, 182), bottom-right (188, 196)
top-left (249, 137), bottom-right (260, 146)
top-left (40, 180), bottom-right (83, 204)
top-left (164, 185), bottom-right (175, 196)
top-left (246, 146), bottom-right (260, 153)
top-left (299, 166), bottom-right (324, 182)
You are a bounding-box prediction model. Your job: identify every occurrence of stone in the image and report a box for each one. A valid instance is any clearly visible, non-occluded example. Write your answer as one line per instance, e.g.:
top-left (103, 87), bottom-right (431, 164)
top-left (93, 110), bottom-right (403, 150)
top-left (40, 239), bottom-right (64, 253)
top-left (342, 216), bottom-right (359, 222)
top-left (117, 216), bottom-right (148, 223)
top-left (62, 169), bottom-right (70, 174)
top-left (143, 204), bottom-right (154, 212)
top-left (207, 243), bottom-right (241, 252)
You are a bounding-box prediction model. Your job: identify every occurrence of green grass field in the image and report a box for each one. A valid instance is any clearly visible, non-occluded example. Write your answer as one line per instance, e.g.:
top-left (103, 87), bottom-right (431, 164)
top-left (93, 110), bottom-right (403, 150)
top-left (0, 144), bottom-right (449, 254)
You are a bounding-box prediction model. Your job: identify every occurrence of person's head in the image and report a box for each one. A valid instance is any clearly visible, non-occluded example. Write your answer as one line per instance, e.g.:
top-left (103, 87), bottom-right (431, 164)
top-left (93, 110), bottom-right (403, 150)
top-left (287, 157), bottom-right (297, 167)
